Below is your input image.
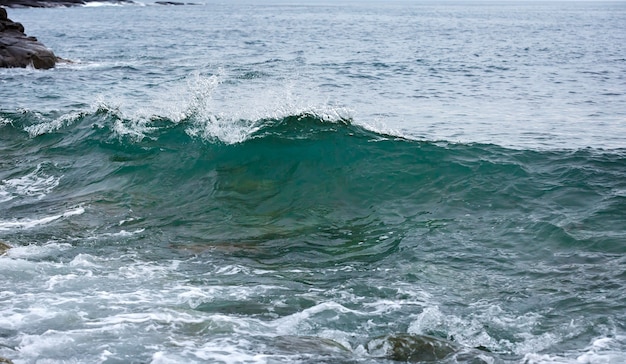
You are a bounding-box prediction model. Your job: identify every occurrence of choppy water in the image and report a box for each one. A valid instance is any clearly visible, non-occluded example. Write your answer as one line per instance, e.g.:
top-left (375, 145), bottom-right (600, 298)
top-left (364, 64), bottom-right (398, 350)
top-left (1, 1), bottom-right (626, 363)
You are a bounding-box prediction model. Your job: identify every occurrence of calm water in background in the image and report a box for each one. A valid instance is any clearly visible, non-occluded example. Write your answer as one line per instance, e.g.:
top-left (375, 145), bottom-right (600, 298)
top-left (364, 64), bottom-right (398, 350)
top-left (1, 1), bottom-right (626, 363)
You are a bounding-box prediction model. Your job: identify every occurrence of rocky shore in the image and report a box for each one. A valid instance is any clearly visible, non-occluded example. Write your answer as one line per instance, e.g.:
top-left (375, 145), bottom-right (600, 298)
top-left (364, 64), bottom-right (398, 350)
top-left (0, 0), bottom-right (133, 8)
top-left (0, 6), bottom-right (59, 68)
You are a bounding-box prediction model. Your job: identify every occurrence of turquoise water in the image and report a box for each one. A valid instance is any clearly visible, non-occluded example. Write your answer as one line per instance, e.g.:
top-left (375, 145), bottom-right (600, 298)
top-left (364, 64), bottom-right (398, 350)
top-left (1, 2), bottom-right (626, 363)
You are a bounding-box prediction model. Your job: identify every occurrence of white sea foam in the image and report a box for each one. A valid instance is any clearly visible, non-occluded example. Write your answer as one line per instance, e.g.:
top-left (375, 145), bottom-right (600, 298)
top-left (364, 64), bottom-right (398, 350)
top-left (68, 253), bottom-right (102, 268)
top-left (174, 282), bottom-right (287, 311)
top-left (573, 336), bottom-right (626, 364)
top-left (408, 304), bottom-right (553, 354)
top-left (152, 338), bottom-right (268, 364)
top-left (1, 238), bottom-right (619, 364)
top-left (5, 242), bottom-right (73, 259)
top-left (24, 111), bottom-right (84, 137)
top-left (93, 70), bottom-right (363, 145)
top-left (0, 207), bottom-right (84, 231)
top-left (272, 301), bottom-right (363, 336)
top-left (17, 332), bottom-right (75, 361)
top-left (0, 304), bottom-right (66, 331)
top-left (0, 190), bottom-right (10, 203)
top-left (405, 303), bottom-right (620, 362)
top-left (91, 311), bottom-right (208, 326)
top-left (522, 336), bottom-right (626, 363)
top-left (0, 164), bottom-right (61, 202)
top-left (109, 228), bottom-right (145, 237)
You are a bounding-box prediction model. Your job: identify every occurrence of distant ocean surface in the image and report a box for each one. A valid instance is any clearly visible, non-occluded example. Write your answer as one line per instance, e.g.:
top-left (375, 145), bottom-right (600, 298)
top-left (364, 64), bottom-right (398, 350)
top-left (1, 1), bottom-right (625, 363)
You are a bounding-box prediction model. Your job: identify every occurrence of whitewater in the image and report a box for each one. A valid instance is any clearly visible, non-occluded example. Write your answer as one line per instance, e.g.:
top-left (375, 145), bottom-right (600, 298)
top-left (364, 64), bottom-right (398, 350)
top-left (1, 1), bottom-right (626, 363)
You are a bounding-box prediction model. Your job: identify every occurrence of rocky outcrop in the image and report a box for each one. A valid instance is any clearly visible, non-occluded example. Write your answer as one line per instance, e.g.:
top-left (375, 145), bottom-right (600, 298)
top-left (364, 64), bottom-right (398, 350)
top-left (0, 6), bottom-right (58, 69)
top-left (0, 0), bottom-right (134, 8)
top-left (1, 0), bottom-right (82, 7)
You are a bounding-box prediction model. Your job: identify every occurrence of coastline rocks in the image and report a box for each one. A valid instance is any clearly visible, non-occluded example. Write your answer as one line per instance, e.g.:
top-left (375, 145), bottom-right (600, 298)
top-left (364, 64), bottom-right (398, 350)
top-left (0, 356), bottom-right (14, 364)
top-left (0, 0), bottom-right (134, 8)
top-left (0, 0), bottom-right (82, 7)
top-left (0, 6), bottom-right (58, 69)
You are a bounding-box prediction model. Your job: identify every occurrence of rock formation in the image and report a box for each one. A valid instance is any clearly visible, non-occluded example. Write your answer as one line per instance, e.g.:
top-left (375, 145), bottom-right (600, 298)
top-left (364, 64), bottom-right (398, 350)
top-left (0, 7), bottom-right (58, 69)
top-left (0, 241), bottom-right (11, 255)
top-left (0, 0), bottom-right (133, 7)
top-left (155, 1), bottom-right (199, 5)
top-left (367, 334), bottom-right (460, 362)
top-left (367, 334), bottom-right (495, 363)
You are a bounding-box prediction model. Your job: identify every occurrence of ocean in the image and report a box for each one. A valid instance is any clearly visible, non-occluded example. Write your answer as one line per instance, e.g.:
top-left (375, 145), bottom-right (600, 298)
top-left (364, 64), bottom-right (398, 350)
top-left (1, 1), bottom-right (625, 363)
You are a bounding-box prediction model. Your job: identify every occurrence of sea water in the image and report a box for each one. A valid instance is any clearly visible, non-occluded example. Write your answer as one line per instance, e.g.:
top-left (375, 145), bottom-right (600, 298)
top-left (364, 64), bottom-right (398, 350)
top-left (1, 1), bottom-right (625, 363)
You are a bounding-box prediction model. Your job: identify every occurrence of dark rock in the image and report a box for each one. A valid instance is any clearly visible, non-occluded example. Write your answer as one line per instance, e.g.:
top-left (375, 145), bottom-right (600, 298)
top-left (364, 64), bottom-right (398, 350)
top-left (0, 0), bottom-right (134, 8)
top-left (0, 241), bottom-right (11, 255)
top-left (0, 356), bottom-right (14, 364)
top-left (0, 7), bottom-right (58, 68)
top-left (0, 0), bottom-right (83, 7)
top-left (367, 334), bottom-right (500, 363)
top-left (155, 1), bottom-right (199, 5)
top-left (367, 334), bottom-right (459, 362)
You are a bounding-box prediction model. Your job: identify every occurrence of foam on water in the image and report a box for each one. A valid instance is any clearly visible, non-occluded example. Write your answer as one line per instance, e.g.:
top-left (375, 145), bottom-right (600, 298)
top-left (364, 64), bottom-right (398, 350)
top-left (407, 305), bottom-right (550, 353)
top-left (0, 164), bottom-right (61, 203)
top-left (1, 237), bottom-right (623, 363)
top-left (522, 336), bottom-right (626, 364)
top-left (81, 71), bottom-right (362, 145)
top-left (0, 207), bottom-right (84, 231)
top-left (23, 111), bottom-right (85, 137)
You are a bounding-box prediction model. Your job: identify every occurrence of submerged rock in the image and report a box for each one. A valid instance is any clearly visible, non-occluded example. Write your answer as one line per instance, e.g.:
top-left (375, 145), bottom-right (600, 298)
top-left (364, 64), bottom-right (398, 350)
top-left (0, 241), bottom-right (11, 255)
top-left (367, 334), bottom-right (459, 362)
top-left (367, 334), bottom-right (498, 363)
top-left (0, 7), bottom-right (58, 69)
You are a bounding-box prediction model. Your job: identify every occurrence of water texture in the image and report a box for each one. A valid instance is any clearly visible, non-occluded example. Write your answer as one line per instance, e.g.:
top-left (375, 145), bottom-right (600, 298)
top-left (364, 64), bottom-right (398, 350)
top-left (1, 1), bottom-right (625, 363)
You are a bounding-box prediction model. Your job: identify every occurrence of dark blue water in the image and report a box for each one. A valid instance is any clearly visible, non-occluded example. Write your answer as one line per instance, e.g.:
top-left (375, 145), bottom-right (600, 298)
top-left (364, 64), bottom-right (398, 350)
top-left (1, 2), bottom-right (626, 363)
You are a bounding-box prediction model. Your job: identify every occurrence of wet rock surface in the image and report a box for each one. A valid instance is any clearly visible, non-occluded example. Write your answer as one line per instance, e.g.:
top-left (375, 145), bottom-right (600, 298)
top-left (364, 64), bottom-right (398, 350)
top-left (0, 0), bottom-right (133, 8)
top-left (367, 334), bottom-right (498, 363)
top-left (367, 334), bottom-right (460, 362)
top-left (0, 241), bottom-right (11, 255)
top-left (0, 7), bottom-right (58, 69)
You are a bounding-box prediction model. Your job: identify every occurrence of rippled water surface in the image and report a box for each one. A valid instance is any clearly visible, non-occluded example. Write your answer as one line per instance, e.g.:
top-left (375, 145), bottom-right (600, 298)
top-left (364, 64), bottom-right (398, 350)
top-left (1, 1), bottom-right (626, 363)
